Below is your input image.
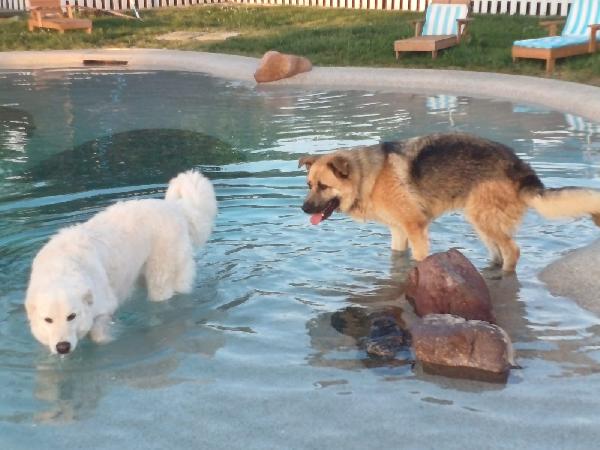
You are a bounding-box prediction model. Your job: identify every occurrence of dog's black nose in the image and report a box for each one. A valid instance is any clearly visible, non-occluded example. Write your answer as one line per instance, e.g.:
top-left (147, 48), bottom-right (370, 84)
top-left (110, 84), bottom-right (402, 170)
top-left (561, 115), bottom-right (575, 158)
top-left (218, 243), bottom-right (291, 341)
top-left (56, 341), bottom-right (71, 354)
top-left (302, 202), bottom-right (315, 214)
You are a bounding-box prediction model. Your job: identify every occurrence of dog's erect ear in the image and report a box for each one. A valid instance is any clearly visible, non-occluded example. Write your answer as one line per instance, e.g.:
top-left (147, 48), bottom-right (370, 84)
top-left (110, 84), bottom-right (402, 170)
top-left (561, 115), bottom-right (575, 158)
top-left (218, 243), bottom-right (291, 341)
top-left (327, 155), bottom-right (350, 179)
top-left (83, 291), bottom-right (93, 306)
top-left (298, 155), bottom-right (319, 170)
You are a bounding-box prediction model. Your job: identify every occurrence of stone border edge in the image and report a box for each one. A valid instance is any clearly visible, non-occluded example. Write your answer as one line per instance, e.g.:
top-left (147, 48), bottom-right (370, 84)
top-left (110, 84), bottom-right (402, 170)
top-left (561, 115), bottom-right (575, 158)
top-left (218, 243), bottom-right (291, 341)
top-left (1, 49), bottom-right (599, 123)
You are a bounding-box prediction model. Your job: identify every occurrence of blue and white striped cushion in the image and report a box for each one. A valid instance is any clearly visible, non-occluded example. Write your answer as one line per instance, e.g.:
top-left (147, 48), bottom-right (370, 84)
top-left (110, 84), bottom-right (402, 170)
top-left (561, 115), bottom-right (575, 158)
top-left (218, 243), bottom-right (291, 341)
top-left (513, 35), bottom-right (594, 49)
top-left (422, 4), bottom-right (469, 37)
top-left (562, 0), bottom-right (600, 37)
top-left (426, 95), bottom-right (458, 112)
top-left (565, 113), bottom-right (600, 134)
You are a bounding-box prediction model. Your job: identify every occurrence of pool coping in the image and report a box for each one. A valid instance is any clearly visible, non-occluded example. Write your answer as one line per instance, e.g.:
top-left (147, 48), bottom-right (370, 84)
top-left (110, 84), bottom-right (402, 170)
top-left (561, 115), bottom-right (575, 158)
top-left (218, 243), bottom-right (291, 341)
top-left (1, 48), bottom-right (599, 123)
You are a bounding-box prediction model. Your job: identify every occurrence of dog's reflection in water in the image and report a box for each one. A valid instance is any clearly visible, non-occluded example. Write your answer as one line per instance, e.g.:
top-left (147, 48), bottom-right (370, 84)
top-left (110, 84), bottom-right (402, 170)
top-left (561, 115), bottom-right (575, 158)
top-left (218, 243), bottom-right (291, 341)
top-left (32, 315), bottom-right (226, 423)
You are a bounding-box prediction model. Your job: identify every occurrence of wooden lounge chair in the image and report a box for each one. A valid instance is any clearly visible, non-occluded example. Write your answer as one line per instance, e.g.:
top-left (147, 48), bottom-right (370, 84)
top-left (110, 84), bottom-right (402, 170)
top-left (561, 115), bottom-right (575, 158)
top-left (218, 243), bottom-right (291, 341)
top-left (394, 0), bottom-right (472, 60)
top-left (512, 0), bottom-right (600, 73)
top-left (28, 0), bottom-right (92, 34)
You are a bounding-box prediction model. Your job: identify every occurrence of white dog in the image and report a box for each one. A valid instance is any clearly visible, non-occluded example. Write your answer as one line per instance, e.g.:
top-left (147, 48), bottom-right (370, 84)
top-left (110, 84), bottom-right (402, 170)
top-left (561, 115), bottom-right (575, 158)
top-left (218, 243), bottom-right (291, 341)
top-left (25, 170), bottom-right (217, 355)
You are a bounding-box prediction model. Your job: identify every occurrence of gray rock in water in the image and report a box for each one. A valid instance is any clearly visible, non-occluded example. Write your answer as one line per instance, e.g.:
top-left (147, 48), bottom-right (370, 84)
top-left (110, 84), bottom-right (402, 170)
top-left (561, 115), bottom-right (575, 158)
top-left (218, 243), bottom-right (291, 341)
top-left (411, 314), bottom-right (515, 383)
top-left (405, 249), bottom-right (495, 323)
top-left (539, 239), bottom-right (600, 316)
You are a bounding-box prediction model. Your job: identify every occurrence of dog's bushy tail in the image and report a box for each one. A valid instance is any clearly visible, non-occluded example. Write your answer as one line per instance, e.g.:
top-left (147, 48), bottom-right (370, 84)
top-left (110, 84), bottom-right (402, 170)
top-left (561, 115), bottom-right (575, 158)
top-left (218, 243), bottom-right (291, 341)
top-left (165, 170), bottom-right (217, 246)
top-left (524, 187), bottom-right (600, 226)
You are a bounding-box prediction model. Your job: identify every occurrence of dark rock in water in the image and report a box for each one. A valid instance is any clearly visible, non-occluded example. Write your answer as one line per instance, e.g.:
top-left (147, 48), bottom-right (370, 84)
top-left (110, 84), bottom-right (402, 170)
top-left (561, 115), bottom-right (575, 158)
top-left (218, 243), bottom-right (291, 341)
top-left (411, 314), bottom-right (514, 383)
top-left (405, 249), bottom-right (495, 323)
top-left (364, 314), bottom-right (406, 359)
top-left (22, 129), bottom-right (239, 195)
top-left (329, 306), bottom-right (372, 340)
top-left (330, 306), bottom-right (407, 359)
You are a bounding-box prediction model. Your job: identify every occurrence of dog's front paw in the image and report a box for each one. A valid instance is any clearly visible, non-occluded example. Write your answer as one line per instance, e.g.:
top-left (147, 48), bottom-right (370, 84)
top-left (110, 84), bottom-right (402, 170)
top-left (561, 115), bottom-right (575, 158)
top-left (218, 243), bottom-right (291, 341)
top-left (90, 315), bottom-right (113, 344)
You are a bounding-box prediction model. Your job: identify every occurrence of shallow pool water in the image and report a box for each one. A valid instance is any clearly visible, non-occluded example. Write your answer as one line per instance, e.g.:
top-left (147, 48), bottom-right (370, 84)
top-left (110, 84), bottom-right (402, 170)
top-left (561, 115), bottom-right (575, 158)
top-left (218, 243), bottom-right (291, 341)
top-left (1, 70), bottom-right (600, 449)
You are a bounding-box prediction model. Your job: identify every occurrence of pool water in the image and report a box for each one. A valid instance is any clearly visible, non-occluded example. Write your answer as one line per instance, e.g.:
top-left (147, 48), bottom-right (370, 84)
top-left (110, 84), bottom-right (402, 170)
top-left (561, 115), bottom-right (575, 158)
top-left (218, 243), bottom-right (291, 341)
top-left (1, 70), bottom-right (600, 449)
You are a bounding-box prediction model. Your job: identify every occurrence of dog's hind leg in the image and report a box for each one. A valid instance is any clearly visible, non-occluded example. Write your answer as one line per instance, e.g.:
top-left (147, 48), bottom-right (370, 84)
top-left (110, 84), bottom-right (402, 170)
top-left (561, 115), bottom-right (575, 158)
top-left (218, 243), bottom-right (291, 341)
top-left (465, 181), bottom-right (526, 272)
top-left (145, 239), bottom-right (177, 302)
top-left (174, 243), bottom-right (195, 295)
top-left (469, 221), bottom-right (512, 268)
top-left (477, 226), bottom-right (520, 272)
top-left (476, 232), bottom-right (503, 267)
top-left (390, 226), bottom-right (409, 252)
top-left (146, 230), bottom-right (197, 301)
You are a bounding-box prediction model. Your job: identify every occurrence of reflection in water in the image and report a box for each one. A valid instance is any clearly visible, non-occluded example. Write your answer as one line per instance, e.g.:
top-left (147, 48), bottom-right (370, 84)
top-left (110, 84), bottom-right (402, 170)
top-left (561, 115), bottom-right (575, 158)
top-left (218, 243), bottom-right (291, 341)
top-left (13, 128), bottom-right (308, 200)
top-left (30, 293), bottom-right (227, 424)
top-left (0, 106), bottom-right (34, 167)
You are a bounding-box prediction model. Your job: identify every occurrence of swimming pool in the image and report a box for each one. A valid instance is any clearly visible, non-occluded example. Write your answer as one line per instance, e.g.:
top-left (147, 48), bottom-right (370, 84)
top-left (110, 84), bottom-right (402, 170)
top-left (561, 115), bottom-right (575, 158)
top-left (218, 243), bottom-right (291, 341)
top-left (1, 69), bottom-right (600, 449)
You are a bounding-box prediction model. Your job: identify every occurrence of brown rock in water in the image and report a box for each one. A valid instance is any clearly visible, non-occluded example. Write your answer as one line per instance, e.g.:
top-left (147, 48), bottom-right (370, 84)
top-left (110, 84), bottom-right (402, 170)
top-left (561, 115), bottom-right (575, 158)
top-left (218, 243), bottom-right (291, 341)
top-left (405, 249), bottom-right (495, 323)
top-left (254, 51), bottom-right (312, 83)
top-left (411, 314), bottom-right (514, 382)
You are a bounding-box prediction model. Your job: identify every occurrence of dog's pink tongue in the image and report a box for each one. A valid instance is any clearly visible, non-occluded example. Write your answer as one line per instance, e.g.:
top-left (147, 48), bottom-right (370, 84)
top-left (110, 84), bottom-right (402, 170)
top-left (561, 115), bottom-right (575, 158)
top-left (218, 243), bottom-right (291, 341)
top-left (310, 214), bottom-right (324, 225)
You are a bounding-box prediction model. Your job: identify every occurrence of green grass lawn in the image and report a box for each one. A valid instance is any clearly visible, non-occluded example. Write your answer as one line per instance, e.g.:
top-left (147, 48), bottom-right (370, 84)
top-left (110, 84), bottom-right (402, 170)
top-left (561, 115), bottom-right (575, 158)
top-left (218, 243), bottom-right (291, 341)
top-left (1, 4), bottom-right (599, 85)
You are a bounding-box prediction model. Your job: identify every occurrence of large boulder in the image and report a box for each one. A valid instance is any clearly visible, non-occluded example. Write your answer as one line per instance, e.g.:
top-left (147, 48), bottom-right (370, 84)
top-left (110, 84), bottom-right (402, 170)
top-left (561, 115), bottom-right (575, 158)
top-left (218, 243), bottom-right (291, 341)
top-left (411, 314), bottom-right (515, 382)
top-left (405, 249), bottom-right (495, 323)
top-left (539, 239), bottom-right (600, 316)
top-left (254, 50), bottom-right (312, 83)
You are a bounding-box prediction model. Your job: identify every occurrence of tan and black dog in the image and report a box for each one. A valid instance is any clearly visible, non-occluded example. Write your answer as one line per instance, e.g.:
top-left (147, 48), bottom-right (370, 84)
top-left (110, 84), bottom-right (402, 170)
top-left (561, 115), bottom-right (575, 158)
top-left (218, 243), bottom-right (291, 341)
top-left (299, 133), bottom-right (600, 271)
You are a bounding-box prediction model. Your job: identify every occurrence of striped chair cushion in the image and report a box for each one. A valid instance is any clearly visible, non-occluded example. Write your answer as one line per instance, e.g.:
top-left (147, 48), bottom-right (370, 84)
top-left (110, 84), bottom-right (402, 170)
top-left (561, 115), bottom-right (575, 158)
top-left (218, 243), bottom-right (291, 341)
top-left (422, 4), bottom-right (469, 37)
top-left (562, 0), bottom-right (600, 37)
top-left (513, 35), bottom-right (595, 49)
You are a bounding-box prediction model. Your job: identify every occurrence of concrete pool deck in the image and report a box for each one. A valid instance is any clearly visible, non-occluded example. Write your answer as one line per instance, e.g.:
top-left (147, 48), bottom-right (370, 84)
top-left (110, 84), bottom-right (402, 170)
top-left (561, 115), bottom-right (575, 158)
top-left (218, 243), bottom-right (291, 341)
top-left (1, 48), bottom-right (600, 124)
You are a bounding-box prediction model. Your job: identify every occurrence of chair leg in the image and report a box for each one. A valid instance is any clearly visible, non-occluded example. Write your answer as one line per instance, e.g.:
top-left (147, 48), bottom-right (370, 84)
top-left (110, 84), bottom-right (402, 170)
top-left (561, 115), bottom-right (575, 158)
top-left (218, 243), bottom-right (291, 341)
top-left (432, 50), bottom-right (438, 59)
top-left (546, 58), bottom-right (555, 73)
top-left (86, 28), bottom-right (92, 34)
top-left (512, 56), bottom-right (517, 63)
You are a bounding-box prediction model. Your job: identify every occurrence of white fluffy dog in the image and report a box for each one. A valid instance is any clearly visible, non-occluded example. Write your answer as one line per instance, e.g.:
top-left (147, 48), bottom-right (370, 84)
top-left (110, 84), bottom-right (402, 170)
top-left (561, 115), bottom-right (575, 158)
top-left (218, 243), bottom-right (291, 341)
top-left (25, 170), bottom-right (217, 355)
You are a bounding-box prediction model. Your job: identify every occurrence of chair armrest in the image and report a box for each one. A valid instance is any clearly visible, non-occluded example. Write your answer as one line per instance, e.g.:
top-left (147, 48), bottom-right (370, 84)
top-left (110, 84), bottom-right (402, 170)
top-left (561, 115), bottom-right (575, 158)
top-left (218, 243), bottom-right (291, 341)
top-left (589, 24), bottom-right (600, 52)
top-left (456, 17), bottom-right (473, 42)
top-left (29, 8), bottom-right (42, 26)
top-left (411, 19), bottom-right (425, 37)
top-left (539, 20), bottom-right (564, 37)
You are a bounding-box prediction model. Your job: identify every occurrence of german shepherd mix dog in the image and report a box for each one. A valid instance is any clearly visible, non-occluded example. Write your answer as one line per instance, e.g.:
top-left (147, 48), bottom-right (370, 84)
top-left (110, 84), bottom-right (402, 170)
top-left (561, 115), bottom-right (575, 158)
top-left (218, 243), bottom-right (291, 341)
top-left (299, 133), bottom-right (600, 272)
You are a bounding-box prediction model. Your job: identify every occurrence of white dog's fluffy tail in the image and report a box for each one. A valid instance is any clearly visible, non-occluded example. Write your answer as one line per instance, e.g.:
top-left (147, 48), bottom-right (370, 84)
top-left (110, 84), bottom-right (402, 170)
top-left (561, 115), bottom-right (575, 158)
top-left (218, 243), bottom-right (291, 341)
top-left (524, 187), bottom-right (600, 226)
top-left (165, 170), bottom-right (217, 246)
